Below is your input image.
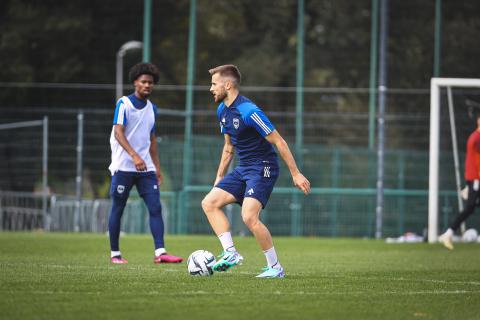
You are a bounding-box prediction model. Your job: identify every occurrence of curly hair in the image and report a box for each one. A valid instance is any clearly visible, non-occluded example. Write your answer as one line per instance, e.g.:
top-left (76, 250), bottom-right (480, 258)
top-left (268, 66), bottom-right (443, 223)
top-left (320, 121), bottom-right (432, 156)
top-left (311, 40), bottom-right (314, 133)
top-left (129, 63), bottom-right (160, 84)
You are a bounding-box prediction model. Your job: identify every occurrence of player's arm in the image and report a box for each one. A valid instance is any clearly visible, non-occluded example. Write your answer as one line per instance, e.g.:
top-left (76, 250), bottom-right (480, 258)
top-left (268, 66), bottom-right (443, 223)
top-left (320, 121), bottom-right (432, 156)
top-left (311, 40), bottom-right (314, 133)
top-left (214, 134), bottom-right (234, 186)
top-left (113, 124), bottom-right (147, 171)
top-left (265, 130), bottom-right (311, 195)
top-left (149, 132), bottom-right (163, 185)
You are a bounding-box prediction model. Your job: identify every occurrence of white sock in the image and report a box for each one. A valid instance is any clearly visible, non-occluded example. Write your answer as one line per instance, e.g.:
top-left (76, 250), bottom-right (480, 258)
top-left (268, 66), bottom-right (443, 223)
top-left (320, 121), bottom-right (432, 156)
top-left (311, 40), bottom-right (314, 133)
top-left (218, 232), bottom-right (236, 252)
top-left (111, 251), bottom-right (121, 258)
top-left (264, 246), bottom-right (282, 270)
top-left (444, 228), bottom-right (453, 237)
top-left (155, 248), bottom-right (166, 257)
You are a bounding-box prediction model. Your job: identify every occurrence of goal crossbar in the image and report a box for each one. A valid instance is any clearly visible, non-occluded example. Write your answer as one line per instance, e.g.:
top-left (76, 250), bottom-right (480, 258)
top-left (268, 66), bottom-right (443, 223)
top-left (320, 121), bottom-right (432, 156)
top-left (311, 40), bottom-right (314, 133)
top-left (429, 78), bottom-right (480, 243)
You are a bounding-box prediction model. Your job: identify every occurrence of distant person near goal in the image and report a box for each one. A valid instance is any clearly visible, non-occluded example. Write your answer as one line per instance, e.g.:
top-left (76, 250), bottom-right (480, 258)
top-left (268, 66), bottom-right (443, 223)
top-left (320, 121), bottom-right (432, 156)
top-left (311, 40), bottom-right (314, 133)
top-left (107, 62), bottom-right (182, 264)
top-left (439, 112), bottom-right (480, 250)
top-left (201, 65), bottom-right (311, 278)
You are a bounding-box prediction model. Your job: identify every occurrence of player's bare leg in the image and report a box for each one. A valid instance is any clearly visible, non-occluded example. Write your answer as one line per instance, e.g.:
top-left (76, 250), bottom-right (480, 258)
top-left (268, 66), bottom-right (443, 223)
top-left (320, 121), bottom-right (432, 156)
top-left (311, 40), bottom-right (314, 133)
top-left (202, 187), bottom-right (243, 272)
top-left (201, 187), bottom-right (237, 235)
top-left (241, 198), bottom-right (272, 250)
top-left (241, 197), bottom-right (285, 278)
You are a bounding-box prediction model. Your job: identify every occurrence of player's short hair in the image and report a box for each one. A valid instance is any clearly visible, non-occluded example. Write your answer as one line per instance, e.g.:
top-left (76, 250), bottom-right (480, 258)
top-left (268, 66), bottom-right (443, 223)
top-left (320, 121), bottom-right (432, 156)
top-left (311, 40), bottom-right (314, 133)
top-left (129, 62), bottom-right (160, 84)
top-left (208, 64), bottom-right (241, 87)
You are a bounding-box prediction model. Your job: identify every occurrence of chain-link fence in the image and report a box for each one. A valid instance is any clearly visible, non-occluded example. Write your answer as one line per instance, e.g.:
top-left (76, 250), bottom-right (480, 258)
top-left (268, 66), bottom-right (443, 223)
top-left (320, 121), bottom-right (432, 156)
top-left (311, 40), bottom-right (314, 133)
top-left (2, 0), bottom-right (480, 236)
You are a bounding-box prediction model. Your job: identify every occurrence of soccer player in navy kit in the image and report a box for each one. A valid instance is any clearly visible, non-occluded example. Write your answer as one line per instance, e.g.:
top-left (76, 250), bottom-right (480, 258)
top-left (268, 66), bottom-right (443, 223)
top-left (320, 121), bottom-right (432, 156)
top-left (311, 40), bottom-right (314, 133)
top-left (108, 62), bottom-right (182, 264)
top-left (202, 65), bottom-right (311, 278)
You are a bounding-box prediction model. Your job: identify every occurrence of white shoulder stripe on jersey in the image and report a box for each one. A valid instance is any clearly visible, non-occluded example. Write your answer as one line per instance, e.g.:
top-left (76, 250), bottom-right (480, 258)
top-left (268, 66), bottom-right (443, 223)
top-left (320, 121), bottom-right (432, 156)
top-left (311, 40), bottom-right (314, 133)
top-left (251, 112), bottom-right (272, 134)
top-left (251, 112), bottom-right (271, 134)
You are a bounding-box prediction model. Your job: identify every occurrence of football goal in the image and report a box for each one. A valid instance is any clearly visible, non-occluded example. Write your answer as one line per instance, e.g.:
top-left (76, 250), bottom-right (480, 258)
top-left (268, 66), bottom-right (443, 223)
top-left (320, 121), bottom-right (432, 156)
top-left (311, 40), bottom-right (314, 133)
top-left (0, 117), bottom-right (49, 230)
top-left (428, 78), bottom-right (480, 243)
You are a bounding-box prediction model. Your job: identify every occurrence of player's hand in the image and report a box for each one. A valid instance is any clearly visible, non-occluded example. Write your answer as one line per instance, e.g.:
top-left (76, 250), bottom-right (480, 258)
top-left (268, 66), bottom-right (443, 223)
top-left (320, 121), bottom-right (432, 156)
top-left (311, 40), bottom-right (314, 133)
top-left (132, 154), bottom-right (147, 171)
top-left (156, 171), bottom-right (163, 186)
top-left (293, 172), bottom-right (311, 195)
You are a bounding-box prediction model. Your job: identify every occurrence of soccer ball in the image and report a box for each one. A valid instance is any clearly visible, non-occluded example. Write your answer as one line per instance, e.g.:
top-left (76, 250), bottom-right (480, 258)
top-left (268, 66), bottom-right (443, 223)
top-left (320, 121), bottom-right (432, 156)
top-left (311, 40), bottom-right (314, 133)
top-left (462, 228), bottom-right (478, 243)
top-left (187, 250), bottom-right (216, 276)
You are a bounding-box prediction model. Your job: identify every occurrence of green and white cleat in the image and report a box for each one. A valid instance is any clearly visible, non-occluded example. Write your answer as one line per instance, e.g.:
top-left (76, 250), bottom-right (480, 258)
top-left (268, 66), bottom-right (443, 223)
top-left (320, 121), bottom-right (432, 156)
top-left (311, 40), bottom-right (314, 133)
top-left (213, 251), bottom-right (243, 272)
top-left (256, 266), bottom-right (285, 278)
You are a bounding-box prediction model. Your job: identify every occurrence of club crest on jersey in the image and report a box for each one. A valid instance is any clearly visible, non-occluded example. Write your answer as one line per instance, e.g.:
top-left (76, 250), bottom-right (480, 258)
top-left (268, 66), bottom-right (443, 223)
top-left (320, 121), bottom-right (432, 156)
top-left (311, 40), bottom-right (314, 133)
top-left (233, 118), bottom-right (240, 129)
top-left (117, 185), bottom-right (125, 194)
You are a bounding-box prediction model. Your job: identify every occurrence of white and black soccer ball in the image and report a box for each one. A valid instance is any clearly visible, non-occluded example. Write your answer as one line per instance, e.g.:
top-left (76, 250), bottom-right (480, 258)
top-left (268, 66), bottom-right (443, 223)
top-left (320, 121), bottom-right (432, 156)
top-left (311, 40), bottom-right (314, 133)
top-left (462, 228), bottom-right (478, 243)
top-left (187, 250), bottom-right (216, 276)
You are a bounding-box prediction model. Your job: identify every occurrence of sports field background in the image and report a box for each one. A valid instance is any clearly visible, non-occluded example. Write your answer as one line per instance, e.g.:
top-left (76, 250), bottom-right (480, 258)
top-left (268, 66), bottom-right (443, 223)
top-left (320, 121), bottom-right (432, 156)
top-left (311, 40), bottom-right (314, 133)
top-left (2, 0), bottom-right (480, 238)
top-left (1, 232), bottom-right (479, 320)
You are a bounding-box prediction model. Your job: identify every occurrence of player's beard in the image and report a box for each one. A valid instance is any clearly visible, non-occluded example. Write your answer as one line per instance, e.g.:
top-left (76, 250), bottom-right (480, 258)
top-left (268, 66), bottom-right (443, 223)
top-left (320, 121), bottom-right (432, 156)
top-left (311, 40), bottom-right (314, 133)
top-left (214, 89), bottom-right (227, 103)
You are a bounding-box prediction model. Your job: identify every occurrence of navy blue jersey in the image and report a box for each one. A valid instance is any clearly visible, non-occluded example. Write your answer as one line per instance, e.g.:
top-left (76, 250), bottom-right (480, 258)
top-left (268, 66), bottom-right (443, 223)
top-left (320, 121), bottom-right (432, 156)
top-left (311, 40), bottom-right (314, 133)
top-left (217, 95), bottom-right (278, 166)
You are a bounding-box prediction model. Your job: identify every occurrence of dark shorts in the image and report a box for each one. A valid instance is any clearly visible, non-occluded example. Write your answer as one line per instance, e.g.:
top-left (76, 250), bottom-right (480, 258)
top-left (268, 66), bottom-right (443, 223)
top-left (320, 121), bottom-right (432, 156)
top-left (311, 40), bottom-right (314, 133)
top-left (215, 164), bottom-right (279, 208)
top-left (110, 171), bottom-right (159, 199)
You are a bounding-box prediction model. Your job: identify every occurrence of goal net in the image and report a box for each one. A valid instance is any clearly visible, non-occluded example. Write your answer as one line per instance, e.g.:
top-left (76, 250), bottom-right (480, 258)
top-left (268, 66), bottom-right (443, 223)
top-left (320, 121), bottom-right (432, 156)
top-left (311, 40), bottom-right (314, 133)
top-left (429, 78), bottom-right (480, 243)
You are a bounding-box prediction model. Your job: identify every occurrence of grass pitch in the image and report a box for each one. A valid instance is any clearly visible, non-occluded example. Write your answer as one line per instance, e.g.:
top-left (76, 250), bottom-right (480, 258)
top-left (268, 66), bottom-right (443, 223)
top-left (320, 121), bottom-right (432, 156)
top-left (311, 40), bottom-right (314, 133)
top-left (1, 232), bottom-right (480, 320)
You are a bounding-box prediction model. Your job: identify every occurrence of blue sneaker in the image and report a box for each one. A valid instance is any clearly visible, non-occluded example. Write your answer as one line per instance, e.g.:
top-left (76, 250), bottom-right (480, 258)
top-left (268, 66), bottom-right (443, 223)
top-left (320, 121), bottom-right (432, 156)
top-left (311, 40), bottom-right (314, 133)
top-left (256, 266), bottom-right (285, 278)
top-left (213, 251), bottom-right (243, 272)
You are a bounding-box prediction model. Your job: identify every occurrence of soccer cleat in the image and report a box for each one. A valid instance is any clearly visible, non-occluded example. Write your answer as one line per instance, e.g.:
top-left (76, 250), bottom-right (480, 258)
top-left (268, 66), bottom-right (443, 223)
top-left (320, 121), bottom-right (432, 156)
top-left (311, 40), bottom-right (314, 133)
top-left (439, 234), bottom-right (454, 250)
top-left (256, 266), bottom-right (285, 278)
top-left (213, 251), bottom-right (243, 272)
top-left (154, 254), bottom-right (183, 264)
top-left (111, 256), bottom-right (128, 264)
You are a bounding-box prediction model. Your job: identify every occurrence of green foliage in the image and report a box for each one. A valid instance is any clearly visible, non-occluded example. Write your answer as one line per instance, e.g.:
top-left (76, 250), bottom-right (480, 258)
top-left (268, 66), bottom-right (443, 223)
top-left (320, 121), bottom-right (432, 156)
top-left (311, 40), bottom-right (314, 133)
top-left (1, 233), bottom-right (480, 319)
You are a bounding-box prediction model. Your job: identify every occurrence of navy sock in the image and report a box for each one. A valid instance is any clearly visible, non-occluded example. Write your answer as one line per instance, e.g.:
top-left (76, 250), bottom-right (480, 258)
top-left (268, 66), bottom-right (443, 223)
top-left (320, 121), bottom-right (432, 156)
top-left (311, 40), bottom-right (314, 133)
top-left (142, 192), bottom-right (165, 249)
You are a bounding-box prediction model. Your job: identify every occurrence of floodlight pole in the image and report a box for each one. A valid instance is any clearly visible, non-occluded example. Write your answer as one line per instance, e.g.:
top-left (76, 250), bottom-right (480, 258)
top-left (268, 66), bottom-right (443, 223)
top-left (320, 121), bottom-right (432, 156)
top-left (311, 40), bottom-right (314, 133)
top-left (375, 0), bottom-right (389, 239)
top-left (116, 41), bottom-right (143, 102)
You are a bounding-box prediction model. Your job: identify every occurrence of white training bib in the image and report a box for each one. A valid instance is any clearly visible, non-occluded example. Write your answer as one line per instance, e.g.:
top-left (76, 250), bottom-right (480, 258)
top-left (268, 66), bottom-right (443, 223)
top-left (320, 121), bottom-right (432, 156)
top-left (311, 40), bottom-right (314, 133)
top-left (108, 96), bottom-right (156, 175)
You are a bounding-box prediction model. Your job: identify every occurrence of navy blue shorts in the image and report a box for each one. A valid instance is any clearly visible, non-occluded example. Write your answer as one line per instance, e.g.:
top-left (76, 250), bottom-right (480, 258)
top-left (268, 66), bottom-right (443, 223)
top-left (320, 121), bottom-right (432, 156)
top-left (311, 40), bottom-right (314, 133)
top-left (110, 171), bottom-right (159, 198)
top-left (215, 164), bottom-right (279, 208)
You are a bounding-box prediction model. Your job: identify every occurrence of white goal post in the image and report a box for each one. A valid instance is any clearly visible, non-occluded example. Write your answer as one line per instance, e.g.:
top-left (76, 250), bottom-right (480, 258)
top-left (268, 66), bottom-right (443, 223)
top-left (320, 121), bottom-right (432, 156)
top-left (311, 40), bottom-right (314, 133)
top-left (429, 78), bottom-right (480, 243)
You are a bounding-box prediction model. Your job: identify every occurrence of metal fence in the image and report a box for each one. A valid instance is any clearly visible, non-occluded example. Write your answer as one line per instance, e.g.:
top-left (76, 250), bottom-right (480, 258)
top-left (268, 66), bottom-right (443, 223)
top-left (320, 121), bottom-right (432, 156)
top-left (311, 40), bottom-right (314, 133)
top-left (0, 191), bottom-right (175, 234)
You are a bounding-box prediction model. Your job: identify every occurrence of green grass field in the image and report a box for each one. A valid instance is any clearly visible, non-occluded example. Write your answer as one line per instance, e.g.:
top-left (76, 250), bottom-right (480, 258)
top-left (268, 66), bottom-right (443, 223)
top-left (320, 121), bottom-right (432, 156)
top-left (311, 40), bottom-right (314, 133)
top-left (1, 232), bottom-right (480, 320)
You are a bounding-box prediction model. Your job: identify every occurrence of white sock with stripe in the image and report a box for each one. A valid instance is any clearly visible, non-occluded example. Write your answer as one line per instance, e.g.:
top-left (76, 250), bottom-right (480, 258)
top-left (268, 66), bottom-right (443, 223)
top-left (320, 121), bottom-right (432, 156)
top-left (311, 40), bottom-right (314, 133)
top-left (264, 246), bottom-right (282, 270)
top-left (218, 232), bottom-right (236, 252)
top-left (111, 251), bottom-right (121, 258)
top-left (155, 248), bottom-right (166, 257)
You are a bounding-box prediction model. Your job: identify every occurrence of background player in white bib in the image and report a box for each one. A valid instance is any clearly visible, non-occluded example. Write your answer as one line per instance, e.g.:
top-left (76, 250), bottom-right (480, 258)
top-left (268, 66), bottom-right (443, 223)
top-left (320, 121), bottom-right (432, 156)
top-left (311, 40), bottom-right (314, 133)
top-left (202, 65), bottom-right (311, 278)
top-left (108, 62), bottom-right (182, 264)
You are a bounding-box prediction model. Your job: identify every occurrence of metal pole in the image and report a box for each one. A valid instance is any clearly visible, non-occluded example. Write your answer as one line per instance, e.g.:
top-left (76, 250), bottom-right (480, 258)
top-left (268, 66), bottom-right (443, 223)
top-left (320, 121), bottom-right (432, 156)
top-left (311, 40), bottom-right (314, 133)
top-left (182, 0), bottom-right (196, 189)
top-left (375, 0), bottom-right (389, 239)
top-left (116, 50), bottom-right (124, 102)
top-left (295, 0), bottom-right (305, 167)
top-left (368, 0), bottom-right (379, 149)
top-left (42, 116), bottom-right (49, 231)
top-left (290, 0), bottom-right (305, 237)
top-left (428, 79), bottom-right (440, 243)
top-left (143, 0), bottom-right (152, 62)
top-left (447, 87), bottom-right (465, 231)
top-left (433, 0), bottom-right (442, 77)
top-left (181, 0), bottom-right (197, 233)
top-left (74, 111), bottom-right (84, 232)
top-left (116, 41), bottom-right (143, 102)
